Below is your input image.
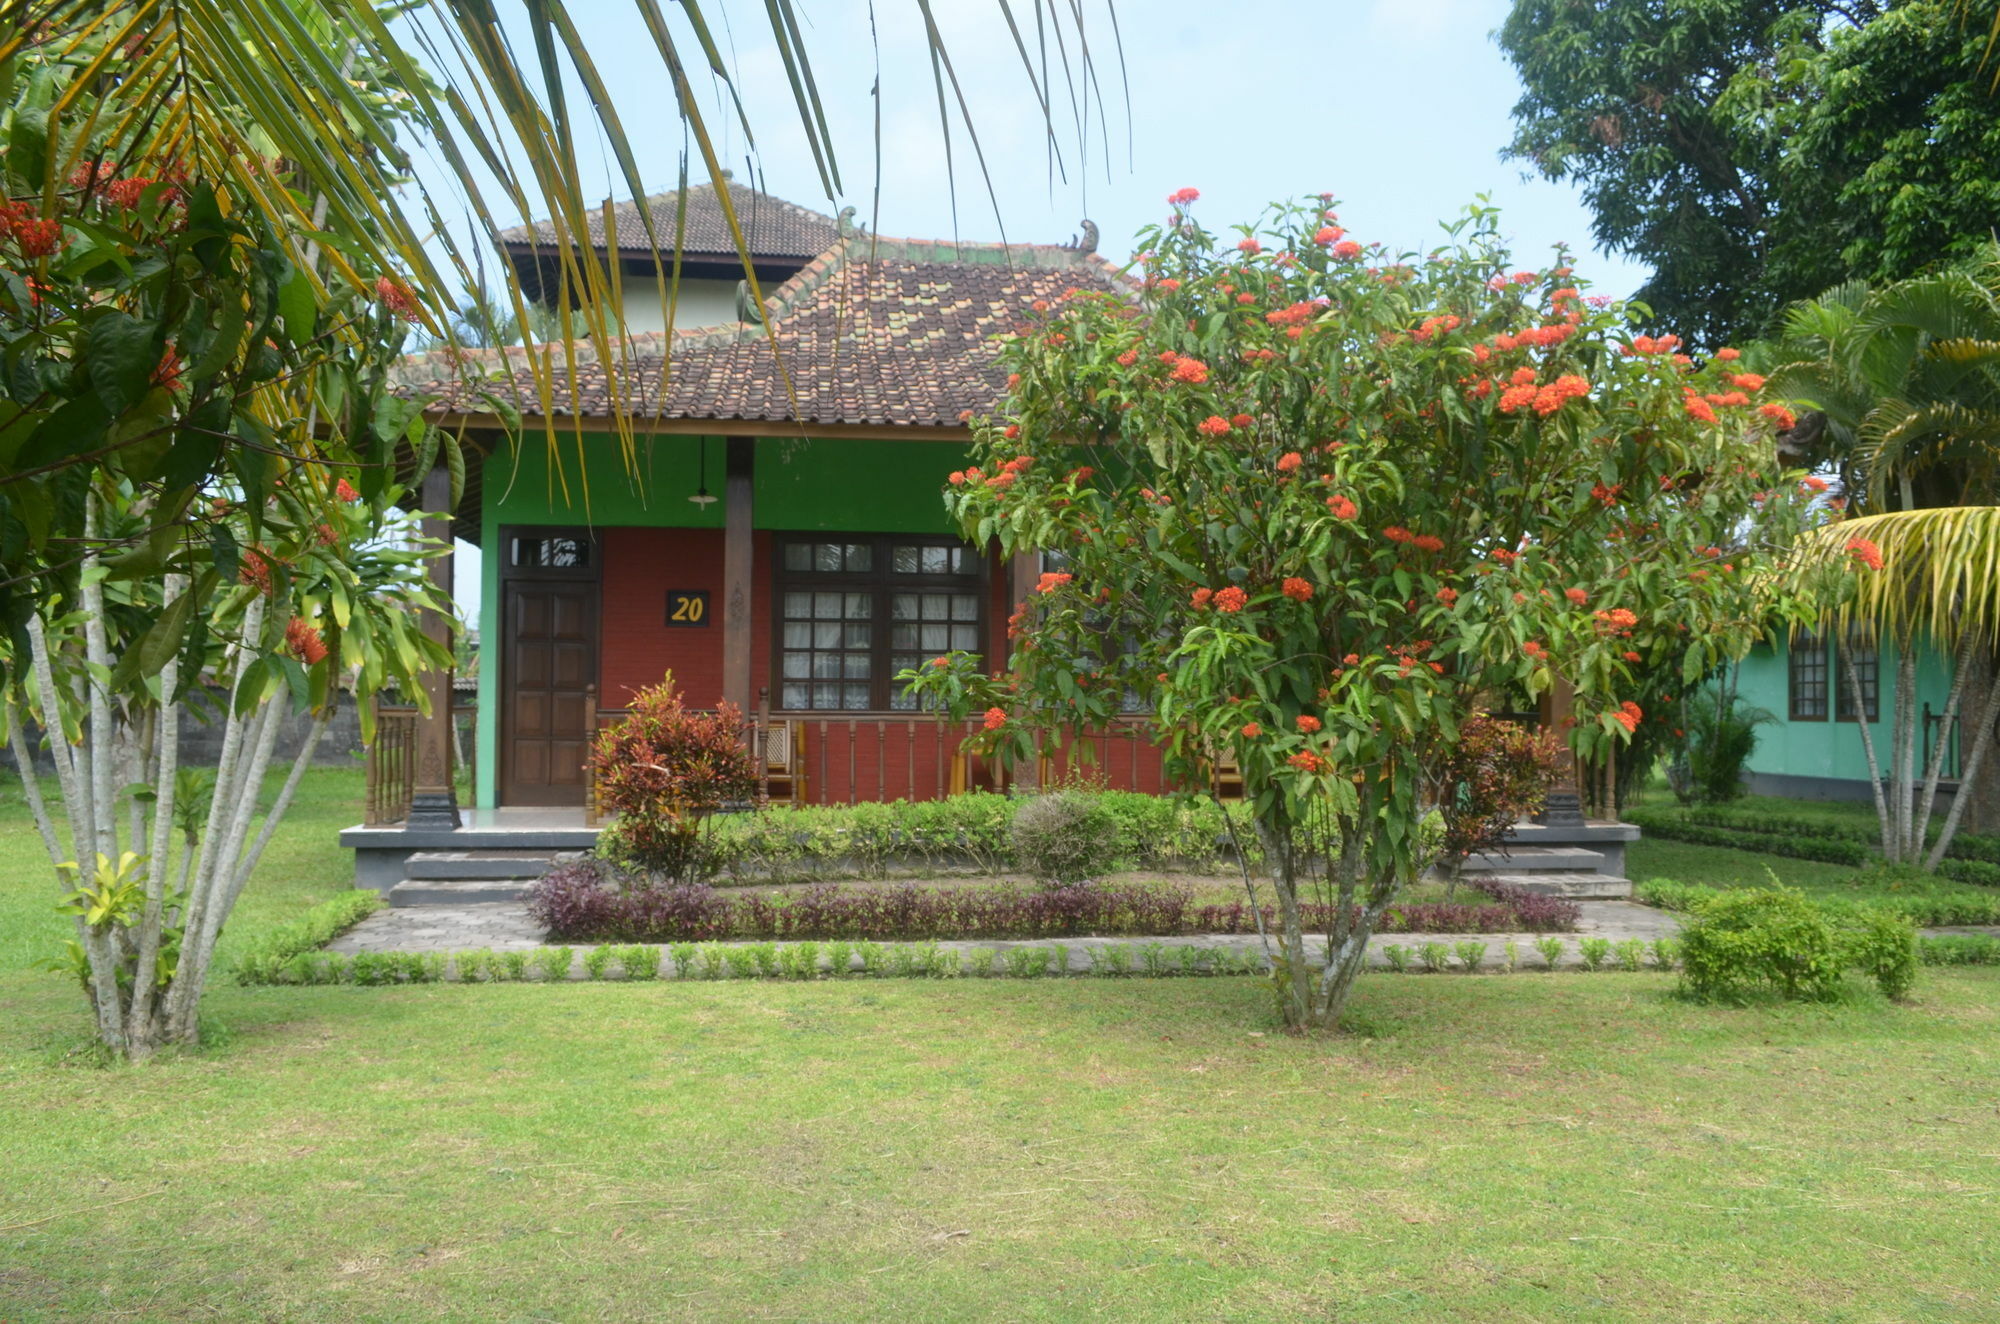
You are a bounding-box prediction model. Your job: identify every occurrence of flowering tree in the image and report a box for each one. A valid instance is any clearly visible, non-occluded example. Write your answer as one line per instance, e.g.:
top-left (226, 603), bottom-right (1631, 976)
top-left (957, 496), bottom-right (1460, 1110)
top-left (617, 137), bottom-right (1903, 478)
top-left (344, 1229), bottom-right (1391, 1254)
top-left (1, 74), bottom-right (452, 1058)
top-left (907, 195), bottom-right (1820, 1031)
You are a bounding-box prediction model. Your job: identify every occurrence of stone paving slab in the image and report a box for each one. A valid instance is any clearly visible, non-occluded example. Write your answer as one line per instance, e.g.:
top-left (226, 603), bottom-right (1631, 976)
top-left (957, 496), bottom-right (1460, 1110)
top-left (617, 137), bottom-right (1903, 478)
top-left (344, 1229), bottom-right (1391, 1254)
top-left (327, 899), bottom-right (1691, 972)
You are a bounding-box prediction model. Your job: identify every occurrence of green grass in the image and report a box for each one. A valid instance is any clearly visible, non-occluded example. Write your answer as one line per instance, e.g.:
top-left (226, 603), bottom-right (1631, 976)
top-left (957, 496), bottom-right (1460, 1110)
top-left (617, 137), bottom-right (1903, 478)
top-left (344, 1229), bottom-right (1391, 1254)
top-left (4, 774), bottom-right (2000, 1319)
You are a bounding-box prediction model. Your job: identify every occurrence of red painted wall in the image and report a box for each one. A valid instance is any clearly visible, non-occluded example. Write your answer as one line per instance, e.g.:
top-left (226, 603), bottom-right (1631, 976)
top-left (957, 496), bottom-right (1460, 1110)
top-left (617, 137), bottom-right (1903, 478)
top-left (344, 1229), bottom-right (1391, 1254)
top-left (598, 527), bottom-right (726, 708)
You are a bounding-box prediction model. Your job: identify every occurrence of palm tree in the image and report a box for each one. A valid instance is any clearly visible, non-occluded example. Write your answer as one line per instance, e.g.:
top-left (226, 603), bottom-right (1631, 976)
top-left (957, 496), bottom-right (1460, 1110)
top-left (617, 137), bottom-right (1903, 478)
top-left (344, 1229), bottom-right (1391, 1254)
top-left (1773, 249), bottom-right (2000, 866)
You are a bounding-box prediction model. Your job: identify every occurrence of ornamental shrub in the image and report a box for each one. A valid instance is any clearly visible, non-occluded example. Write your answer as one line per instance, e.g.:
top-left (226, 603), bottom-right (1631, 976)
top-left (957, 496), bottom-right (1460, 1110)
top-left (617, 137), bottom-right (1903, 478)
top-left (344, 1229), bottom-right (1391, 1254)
top-left (907, 196), bottom-right (1824, 1030)
top-left (1011, 790), bottom-right (1119, 885)
top-left (591, 673), bottom-right (757, 884)
top-left (1677, 887), bottom-right (1847, 1002)
top-left (1431, 714), bottom-right (1568, 891)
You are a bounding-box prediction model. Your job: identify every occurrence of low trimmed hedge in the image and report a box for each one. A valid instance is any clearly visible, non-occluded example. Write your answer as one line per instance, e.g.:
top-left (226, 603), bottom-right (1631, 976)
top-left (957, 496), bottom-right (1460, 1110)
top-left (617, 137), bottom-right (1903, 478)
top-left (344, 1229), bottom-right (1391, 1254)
top-left (1919, 933), bottom-right (2000, 966)
top-left (526, 859), bottom-right (1580, 944)
top-left (232, 890), bottom-right (382, 985)
top-left (1636, 872), bottom-right (2000, 927)
top-left (1621, 810), bottom-right (1874, 866)
top-left (700, 791), bottom-right (1239, 883)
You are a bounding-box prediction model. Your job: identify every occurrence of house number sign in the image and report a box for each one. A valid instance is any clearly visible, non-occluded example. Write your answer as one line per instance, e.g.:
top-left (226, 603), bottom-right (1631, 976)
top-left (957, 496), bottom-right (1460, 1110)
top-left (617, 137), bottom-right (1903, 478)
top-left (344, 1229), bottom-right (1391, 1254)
top-left (665, 590), bottom-right (711, 627)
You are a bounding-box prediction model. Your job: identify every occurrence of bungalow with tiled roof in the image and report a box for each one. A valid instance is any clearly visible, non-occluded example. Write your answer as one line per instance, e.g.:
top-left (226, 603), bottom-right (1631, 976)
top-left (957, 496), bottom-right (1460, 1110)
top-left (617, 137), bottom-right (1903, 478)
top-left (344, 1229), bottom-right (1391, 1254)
top-left (348, 182), bottom-right (1167, 883)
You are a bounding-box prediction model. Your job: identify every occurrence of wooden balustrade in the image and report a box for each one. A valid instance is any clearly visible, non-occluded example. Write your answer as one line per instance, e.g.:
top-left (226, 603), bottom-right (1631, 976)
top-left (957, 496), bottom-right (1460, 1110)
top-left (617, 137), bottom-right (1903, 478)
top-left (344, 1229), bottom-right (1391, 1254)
top-left (364, 704), bottom-right (419, 826)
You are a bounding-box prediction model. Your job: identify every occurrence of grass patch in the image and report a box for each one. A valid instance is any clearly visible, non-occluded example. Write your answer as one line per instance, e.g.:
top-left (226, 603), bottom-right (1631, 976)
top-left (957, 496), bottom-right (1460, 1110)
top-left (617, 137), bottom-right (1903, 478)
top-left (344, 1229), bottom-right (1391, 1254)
top-left (4, 773), bottom-right (2000, 1317)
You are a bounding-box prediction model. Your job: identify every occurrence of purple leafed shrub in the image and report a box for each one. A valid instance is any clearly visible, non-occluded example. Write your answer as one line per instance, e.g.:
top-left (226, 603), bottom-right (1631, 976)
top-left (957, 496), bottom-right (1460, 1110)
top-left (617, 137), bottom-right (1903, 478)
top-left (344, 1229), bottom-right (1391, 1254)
top-left (527, 860), bottom-right (1580, 942)
top-left (1464, 875), bottom-right (1582, 932)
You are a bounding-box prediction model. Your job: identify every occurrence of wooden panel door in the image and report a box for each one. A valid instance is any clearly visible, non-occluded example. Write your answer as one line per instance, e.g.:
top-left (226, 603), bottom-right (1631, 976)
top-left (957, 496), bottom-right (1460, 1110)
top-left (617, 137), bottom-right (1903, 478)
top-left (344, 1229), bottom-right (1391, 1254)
top-left (503, 581), bottom-right (598, 806)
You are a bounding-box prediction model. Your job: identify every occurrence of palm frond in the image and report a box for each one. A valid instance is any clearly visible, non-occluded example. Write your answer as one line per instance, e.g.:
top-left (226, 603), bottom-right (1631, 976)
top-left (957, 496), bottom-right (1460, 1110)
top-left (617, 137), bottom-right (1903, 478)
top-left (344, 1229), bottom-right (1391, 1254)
top-left (1795, 508), bottom-right (2000, 646)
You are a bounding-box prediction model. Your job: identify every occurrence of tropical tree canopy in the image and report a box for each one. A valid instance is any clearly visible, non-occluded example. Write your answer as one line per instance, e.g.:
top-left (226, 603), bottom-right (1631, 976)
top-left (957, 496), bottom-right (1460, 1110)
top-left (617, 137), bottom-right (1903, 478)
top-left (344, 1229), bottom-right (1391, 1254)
top-left (1498, 0), bottom-right (2000, 347)
top-left (906, 197), bottom-right (1822, 1031)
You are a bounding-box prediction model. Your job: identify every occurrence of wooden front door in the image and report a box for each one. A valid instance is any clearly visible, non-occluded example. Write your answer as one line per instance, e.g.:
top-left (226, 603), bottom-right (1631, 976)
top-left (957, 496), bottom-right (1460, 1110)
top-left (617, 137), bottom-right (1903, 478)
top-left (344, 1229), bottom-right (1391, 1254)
top-left (500, 530), bottom-right (599, 806)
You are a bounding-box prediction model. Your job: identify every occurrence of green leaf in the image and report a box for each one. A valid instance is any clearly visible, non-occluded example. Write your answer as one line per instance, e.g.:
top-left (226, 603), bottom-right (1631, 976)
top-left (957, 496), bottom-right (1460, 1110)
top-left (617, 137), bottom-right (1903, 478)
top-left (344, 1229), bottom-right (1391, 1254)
top-left (277, 266), bottom-right (318, 347)
top-left (85, 312), bottom-right (161, 416)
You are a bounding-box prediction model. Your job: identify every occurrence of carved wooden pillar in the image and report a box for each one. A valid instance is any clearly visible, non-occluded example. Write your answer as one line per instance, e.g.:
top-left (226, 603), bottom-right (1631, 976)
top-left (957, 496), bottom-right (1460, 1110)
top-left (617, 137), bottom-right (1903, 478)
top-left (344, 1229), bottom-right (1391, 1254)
top-left (722, 437), bottom-right (754, 714)
top-left (1535, 674), bottom-right (1586, 827)
top-left (1007, 545), bottom-right (1042, 792)
top-left (406, 464), bottom-right (461, 829)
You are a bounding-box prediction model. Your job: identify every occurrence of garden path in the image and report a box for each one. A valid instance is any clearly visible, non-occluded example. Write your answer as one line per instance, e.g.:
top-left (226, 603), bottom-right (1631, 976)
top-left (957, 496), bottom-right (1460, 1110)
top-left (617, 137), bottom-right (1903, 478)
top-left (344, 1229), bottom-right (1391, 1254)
top-left (329, 899), bottom-right (1690, 971)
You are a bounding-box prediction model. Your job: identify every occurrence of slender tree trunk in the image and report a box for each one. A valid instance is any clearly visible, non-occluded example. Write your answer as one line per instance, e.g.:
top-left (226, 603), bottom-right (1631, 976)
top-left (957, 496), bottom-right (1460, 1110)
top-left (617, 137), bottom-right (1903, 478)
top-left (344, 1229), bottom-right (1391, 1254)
top-left (1927, 656), bottom-right (2000, 869)
top-left (1914, 630), bottom-right (1977, 846)
top-left (1893, 645), bottom-right (1918, 861)
top-left (1843, 647), bottom-right (1894, 858)
top-left (126, 583), bottom-right (185, 1056)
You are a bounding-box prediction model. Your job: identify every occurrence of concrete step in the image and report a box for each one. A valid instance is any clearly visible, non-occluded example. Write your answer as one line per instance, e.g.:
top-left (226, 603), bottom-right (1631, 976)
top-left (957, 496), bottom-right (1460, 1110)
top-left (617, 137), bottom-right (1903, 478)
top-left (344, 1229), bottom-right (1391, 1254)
top-left (389, 878), bottom-right (536, 907)
top-left (1478, 872), bottom-right (1633, 901)
top-left (1461, 845), bottom-right (1608, 874)
top-left (404, 849), bottom-right (558, 881)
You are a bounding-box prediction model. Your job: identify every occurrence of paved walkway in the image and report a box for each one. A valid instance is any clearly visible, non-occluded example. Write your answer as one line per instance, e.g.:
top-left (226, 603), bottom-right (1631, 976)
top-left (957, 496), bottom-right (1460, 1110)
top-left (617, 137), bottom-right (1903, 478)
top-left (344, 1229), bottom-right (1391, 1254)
top-left (329, 899), bottom-right (1689, 973)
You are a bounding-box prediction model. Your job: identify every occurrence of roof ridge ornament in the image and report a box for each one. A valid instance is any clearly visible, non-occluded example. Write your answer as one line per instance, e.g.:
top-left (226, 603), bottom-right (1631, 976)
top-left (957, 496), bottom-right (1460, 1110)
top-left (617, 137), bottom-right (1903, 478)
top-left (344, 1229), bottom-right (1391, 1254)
top-left (1063, 219), bottom-right (1099, 254)
top-left (735, 279), bottom-right (765, 325)
top-left (836, 205), bottom-right (858, 238)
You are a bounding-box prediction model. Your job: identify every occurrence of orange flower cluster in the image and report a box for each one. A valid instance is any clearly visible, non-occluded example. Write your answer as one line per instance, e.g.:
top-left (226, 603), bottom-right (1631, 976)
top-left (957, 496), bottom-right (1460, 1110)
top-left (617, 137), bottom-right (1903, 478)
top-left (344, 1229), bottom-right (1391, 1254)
top-left (1728, 373), bottom-right (1765, 391)
top-left (1846, 537), bottom-right (1884, 572)
top-left (1594, 608), bottom-right (1639, 635)
top-left (1295, 714), bottom-right (1322, 733)
top-left (1196, 415), bottom-right (1232, 437)
top-left (1565, 587), bottom-right (1588, 605)
top-left (1612, 700), bottom-right (1643, 733)
top-left (1240, 722), bottom-right (1262, 738)
top-left (1682, 393), bottom-right (1718, 425)
top-left (1, 202), bottom-right (65, 258)
top-left (151, 346), bottom-right (183, 392)
top-left (1331, 240), bottom-right (1361, 260)
top-left (1036, 571), bottom-right (1071, 594)
top-left (1313, 225), bottom-right (1344, 245)
top-left (983, 707), bottom-right (1008, 731)
top-left (1411, 314), bottom-right (1460, 343)
top-left (1523, 641), bottom-right (1548, 659)
top-left (1275, 451), bottom-right (1302, 472)
top-left (1281, 576), bottom-right (1313, 602)
top-left (1236, 238), bottom-right (1262, 255)
top-left (1497, 371), bottom-right (1590, 416)
top-left (1760, 403), bottom-right (1797, 430)
top-left (1491, 323), bottom-right (1574, 353)
top-left (1326, 494), bottom-right (1358, 520)
top-left (239, 547), bottom-right (275, 594)
top-left (375, 276), bottom-right (420, 322)
top-left (1169, 355), bottom-right (1209, 384)
top-left (1167, 187), bottom-right (1200, 206)
top-left (336, 478), bottom-right (361, 502)
top-left (1264, 301), bottom-right (1316, 328)
top-left (1624, 333), bottom-right (1683, 356)
top-left (1287, 751), bottom-right (1327, 773)
top-left (1214, 586), bottom-right (1248, 613)
top-left (285, 616), bottom-right (328, 666)
top-left (1437, 587), bottom-right (1458, 605)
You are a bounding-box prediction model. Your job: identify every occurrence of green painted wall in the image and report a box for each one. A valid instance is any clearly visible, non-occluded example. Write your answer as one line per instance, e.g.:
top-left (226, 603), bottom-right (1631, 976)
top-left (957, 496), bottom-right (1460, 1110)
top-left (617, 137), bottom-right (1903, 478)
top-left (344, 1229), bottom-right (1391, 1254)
top-left (1734, 633), bottom-right (1956, 793)
top-left (473, 432), bottom-right (972, 806)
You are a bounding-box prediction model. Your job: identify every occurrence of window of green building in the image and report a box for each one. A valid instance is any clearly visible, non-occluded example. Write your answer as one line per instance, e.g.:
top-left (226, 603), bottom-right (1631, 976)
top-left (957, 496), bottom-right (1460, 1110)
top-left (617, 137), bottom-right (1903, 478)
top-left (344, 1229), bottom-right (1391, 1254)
top-left (1835, 634), bottom-right (1879, 722)
top-left (1789, 630), bottom-right (1830, 720)
top-left (775, 536), bottom-right (983, 711)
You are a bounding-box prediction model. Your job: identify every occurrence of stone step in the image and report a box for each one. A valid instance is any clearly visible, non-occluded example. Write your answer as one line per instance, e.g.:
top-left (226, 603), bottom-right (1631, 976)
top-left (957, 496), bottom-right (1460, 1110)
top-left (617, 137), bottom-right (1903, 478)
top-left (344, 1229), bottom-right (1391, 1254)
top-left (1478, 872), bottom-right (1633, 901)
top-left (1460, 845), bottom-right (1608, 874)
top-left (404, 849), bottom-right (558, 881)
top-left (389, 878), bottom-right (536, 907)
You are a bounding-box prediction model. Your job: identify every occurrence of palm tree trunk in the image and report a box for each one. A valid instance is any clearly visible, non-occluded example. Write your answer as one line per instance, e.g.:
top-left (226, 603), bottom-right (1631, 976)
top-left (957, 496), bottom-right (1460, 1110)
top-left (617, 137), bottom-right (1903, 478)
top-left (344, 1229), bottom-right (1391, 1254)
top-left (1843, 648), bottom-right (1893, 858)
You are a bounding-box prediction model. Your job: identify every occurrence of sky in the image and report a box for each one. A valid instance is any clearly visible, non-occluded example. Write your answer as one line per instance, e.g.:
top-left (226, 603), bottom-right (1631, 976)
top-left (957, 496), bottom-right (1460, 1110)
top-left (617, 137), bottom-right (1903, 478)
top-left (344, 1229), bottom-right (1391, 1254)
top-left (409, 0), bottom-right (1648, 622)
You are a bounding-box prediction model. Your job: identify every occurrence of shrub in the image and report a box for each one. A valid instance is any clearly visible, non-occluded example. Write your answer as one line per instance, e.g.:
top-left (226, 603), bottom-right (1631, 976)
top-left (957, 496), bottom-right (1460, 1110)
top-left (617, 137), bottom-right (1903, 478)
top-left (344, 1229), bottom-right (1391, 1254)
top-left (1453, 940), bottom-right (1487, 972)
top-left (620, 945), bottom-right (662, 980)
top-left (1431, 715), bottom-right (1568, 888)
top-left (590, 674), bottom-right (758, 883)
top-left (497, 950), bottom-right (530, 982)
top-left (454, 949), bottom-right (493, 983)
top-left (668, 942), bottom-right (697, 978)
top-left (1614, 938), bottom-right (1646, 972)
top-left (1649, 938), bottom-right (1680, 970)
top-left (231, 890), bottom-right (382, 984)
top-left (1381, 943), bottom-right (1412, 973)
top-left (826, 939), bottom-right (854, 976)
top-left (1534, 935), bottom-right (1565, 969)
top-left (1919, 933), bottom-right (2000, 965)
top-left (1010, 791), bottom-right (1120, 885)
top-left (1667, 692), bottom-right (1772, 805)
top-left (1419, 942), bottom-right (1450, 973)
top-left (1936, 857), bottom-right (2000, 888)
top-left (1463, 876), bottom-right (1583, 931)
top-left (1843, 910), bottom-right (1918, 1000)
top-left (1620, 812), bottom-right (1873, 866)
top-left (1677, 888), bottom-right (1846, 1002)
top-left (582, 945), bottom-right (615, 980)
top-left (532, 947), bottom-right (575, 982)
top-left (1577, 937), bottom-right (1611, 971)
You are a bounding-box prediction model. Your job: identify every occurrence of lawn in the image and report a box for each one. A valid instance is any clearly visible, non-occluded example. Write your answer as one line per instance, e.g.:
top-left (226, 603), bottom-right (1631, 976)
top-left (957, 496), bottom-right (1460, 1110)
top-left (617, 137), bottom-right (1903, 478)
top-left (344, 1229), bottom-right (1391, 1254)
top-left (4, 772), bottom-right (1999, 1320)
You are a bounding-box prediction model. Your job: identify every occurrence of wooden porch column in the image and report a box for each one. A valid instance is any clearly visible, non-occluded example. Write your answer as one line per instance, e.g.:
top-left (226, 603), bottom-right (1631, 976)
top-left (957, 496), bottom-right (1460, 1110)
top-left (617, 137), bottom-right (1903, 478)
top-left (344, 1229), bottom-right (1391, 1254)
top-left (1007, 545), bottom-right (1042, 792)
top-left (722, 437), bottom-right (755, 714)
top-left (1534, 674), bottom-right (1586, 827)
top-left (405, 464), bottom-right (461, 829)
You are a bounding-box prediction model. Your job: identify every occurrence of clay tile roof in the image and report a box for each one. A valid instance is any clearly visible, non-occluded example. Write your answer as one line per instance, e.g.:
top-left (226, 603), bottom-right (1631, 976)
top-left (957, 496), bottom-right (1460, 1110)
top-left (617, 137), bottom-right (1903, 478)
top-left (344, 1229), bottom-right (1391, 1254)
top-left (495, 179), bottom-right (840, 261)
top-left (396, 229), bottom-right (1132, 430)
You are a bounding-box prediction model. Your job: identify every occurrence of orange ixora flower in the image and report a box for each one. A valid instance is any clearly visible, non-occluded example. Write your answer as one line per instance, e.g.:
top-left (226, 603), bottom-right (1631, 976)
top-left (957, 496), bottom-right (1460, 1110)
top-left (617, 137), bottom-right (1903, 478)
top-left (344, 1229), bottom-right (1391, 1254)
top-left (1326, 494), bottom-right (1358, 520)
top-left (1295, 714), bottom-right (1322, 733)
top-left (1196, 415), bottom-right (1232, 438)
top-left (336, 478), bottom-right (361, 502)
top-left (1036, 571), bottom-right (1071, 594)
top-left (285, 616), bottom-right (328, 666)
top-left (1613, 700), bottom-right (1643, 733)
top-left (1240, 722), bottom-right (1262, 738)
top-left (1281, 576), bottom-right (1313, 602)
top-left (1190, 587), bottom-right (1215, 609)
top-left (1276, 451), bottom-right (1303, 472)
top-left (982, 707), bottom-right (1008, 731)
top-left (1286, 750), bottom-right (1327, 773)
top-left (1169, 355), bottom-right (1210, 384)
top-left (1846, 537), bottom-right (1884, 572)
top-left (1565, 587), bottom-right (1588, 605)
top-left (1214, 586), bottom-right (1248, 613)
top-left (1167, 187), bottom-right (1200, 206)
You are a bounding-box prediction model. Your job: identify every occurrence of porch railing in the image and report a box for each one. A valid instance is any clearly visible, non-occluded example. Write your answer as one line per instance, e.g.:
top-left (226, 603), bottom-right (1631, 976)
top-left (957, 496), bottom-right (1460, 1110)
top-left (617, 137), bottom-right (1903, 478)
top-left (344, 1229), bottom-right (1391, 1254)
top-left (365, 703), bottom-right (419, 826)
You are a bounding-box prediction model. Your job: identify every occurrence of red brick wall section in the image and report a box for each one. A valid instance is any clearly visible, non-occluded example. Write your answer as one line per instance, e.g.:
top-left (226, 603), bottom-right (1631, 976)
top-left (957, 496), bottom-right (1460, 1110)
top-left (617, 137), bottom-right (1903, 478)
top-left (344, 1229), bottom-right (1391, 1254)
top-left (598, 527), bottom-right (727, 709)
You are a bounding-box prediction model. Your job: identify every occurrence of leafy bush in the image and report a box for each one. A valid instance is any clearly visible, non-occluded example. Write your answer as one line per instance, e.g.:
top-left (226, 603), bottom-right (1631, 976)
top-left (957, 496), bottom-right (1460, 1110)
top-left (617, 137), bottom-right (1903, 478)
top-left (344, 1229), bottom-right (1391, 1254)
top-left (1577, 937), bottom-right (1611, 971)
top-left (1621, 811), bottom-right (1873, 865)
top-left (1843, 910), bottom-right (1918, 1000)
top-left (1010, 791), bottom-right (1119, 885)
top-left (1464, 875), bottom-right (1583, 930)
top-left (1936, 857), bottom-right (2000, 888)
top-left (1431, 714), bottom-right (1568, 885)
top-left (232, 891), bottom-right (384, 985)
top-left (591, 674), bottom-right (758, 883)
top-left (1667, 692), bottom-right (1772, 805)
top-left (1677, 888), bottom-right (1848, 1002)
top-left (525, 871), bottom-right (1578, 944)
top-left (619, 945), bottom-right (661, 980)
top-left (1829, 865), bottom-right (2000, 926)
top-left (1919, 933), bottom-right (2000, 965)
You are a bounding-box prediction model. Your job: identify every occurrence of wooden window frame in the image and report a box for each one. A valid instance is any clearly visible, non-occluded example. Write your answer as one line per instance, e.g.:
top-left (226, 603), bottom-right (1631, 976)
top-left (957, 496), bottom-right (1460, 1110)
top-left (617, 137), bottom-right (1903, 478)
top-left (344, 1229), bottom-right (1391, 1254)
top-left (1835, 634), bottom-right (1880, 723)
top-left (770, 533), bottom-right (987, 712)
top-left (1789, 629), bottom-right (1830, 722)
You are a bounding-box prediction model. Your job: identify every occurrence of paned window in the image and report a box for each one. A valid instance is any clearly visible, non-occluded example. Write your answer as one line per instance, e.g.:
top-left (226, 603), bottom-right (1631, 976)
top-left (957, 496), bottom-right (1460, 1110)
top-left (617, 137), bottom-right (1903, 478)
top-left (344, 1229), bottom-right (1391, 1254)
top-left (1789, 630), bottom-right (1829, 720)
top-left (775, 536), bottom-right (982, 710)
top-left (509, 534), bottom-right (591, 569)
top-left (1836, 634), bottom-right (1880, 722)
